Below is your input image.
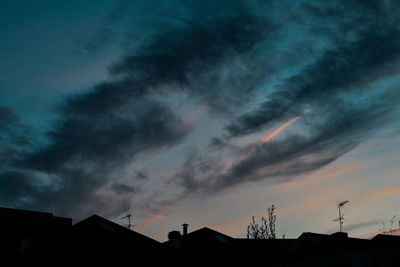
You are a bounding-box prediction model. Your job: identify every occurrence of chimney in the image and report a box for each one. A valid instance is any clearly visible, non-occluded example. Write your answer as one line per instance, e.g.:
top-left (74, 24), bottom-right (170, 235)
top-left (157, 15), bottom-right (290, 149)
top-left (182, 223), bottom-right (189, 235)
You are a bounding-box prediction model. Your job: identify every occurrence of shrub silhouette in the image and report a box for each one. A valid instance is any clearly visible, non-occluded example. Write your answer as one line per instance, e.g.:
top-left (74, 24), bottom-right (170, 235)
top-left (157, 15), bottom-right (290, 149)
top-left (247, 204), bottom-right (276, 239)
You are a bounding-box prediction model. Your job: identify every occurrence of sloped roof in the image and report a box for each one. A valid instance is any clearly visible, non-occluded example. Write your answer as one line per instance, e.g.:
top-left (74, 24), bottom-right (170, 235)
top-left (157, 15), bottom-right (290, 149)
top-left (0, 206), bottom-right (71, 227)
top-left (163, 227), bottom-right (234, 250)
top-left (371, 233), bottom-right (400, 247)
top-left (379, 228), bottom-right (400, 236)
top-left (181, 227), bottom-right (234, 243)
top-left (72, 215), bottom-right (160, 247)
top-left (288, 232), bottom-right (371, 261)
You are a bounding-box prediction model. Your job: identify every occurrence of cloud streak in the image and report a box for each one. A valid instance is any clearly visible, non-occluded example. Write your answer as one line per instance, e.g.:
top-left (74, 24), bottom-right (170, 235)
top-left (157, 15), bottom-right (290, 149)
top-left (246, 108), bottom-right (310, 157)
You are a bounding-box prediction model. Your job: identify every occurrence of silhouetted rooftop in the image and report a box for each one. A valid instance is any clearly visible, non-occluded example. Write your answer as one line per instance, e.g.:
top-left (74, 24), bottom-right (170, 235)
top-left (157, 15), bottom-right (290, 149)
top-left (164, 227), bottom-right (234, 249)
top-left (4, 206), bottom-right (400, 265)
top-left (72, 214), bottom-right (160, 246)
top-left (0, 206), bottom-right (72, 258)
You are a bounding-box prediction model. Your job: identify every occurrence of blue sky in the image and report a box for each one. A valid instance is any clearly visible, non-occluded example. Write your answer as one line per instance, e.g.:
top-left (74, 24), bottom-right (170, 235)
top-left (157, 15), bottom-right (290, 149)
top-left (1, 0), bottom-right (400, 241)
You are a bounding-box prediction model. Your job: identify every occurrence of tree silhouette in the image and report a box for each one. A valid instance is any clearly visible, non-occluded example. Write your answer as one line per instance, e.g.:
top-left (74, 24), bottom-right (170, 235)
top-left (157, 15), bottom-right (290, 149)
top-left (379, 215), bottom-right (398, 234)
top-left (247, 204), bottom-right (276, 239)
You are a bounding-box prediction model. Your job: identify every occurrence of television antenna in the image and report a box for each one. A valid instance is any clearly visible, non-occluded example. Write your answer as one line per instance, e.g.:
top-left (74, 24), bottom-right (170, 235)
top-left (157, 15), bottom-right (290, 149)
top-left (121, 213), bottom-right (132, 229)
top-left (333, 201), bottom-right (349, 232)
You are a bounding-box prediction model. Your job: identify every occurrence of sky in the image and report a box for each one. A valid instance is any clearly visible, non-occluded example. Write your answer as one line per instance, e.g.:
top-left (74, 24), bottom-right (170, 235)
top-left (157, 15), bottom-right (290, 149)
top-left (1, 0), bottom-right (400, 241)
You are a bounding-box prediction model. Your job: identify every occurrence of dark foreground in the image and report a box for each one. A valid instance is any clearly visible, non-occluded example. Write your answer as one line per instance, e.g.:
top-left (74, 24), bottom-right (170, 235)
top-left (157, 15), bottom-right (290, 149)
top-left (1, 206), bottom-right (400, 266)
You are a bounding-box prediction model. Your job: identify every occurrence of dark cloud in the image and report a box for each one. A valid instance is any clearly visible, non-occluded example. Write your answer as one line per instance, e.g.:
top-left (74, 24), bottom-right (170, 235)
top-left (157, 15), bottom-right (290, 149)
top-left (226, 24), bottom-right (400, 136)
top-left (77, 0), bottom-right (131, 55)
top-left (78, 0), bottom-right (279, 114)
top-left (174, 87), bottom-right (400, 195)
top-left (0, 171), bottom-right (39, 207)
top-left (110, 183), bottom-right (137, 194)
top-left (175, 149), bottom-right (223, 193)
top-left (209, 137), bottom-right (226, 149)
top-left (107, 4), bottom-right (276, 114)
top-left (0, 106), bottom-right (19, 132)
top-left (19, 98), bottom-right (185, 172)
top-left (0, 1), bottom-right (281, 218)
top-left (227, 0), bottom-right (400, 136)
top-left (1, 97), bottom-right (188, 217)
top-left (175, 0), bottom-right (400, 194)
top-left (2, 0), bottom-right (400, 221)
top-left (0, 107), bottom-right (32, 169)
top-left (135, 171), bottom-right (147, 180)
top-left (215, 92), bottom-right (400, 190)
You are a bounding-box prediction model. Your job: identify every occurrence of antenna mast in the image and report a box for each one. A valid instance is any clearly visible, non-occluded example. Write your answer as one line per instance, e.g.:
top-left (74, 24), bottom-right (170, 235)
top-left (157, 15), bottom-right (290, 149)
top-left (335, 201), bottom-right (349, 232)
top-left (121, 213), bottom-right (132, 229)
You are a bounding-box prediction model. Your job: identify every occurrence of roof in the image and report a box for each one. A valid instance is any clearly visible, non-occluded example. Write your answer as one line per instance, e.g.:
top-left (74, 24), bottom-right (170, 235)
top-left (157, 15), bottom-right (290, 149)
top-left (380, 228), bottom-right (400, 236)
top-left (37, 214), bottom-right (163, 264)
top-left (72, 215), bottom-right (160, 247)
top-left (0, 206), bottom-right (71, 225)
top-left (5, 206), bottom-right (400, 265)
top-left (181, 227), bottom-right (234, 242)
top-left (371, 233), bottom-right (400, 247)
top-left (0, 206), bottom-right (72, 256)
top-left (288, 232), bottom-right (372, 261)
top-left (163, 227), bottom-right (234, 250)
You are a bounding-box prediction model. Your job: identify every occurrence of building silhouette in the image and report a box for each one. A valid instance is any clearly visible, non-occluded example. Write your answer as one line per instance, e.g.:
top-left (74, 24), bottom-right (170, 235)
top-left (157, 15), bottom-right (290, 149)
top-left (0, 206), bottom-right (71, 257)
top-left (2, 206), bottom-right (400, 266)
